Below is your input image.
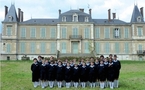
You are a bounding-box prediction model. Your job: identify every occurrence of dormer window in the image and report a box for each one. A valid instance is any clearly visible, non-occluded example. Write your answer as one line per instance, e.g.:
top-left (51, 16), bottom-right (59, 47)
top-left (137, 16), bottom-right (141, 22)
top-left (8, 16), bottom-right (13, 21)
top-left (73, 13), bottom-right (78, 22)
top-left (62, 16), bottom-right (66, 22)
top-left (85, 17), bottom-right (89, 22)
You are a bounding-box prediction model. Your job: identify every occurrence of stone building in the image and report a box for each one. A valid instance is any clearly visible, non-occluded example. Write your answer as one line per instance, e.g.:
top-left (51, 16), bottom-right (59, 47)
top-left (1, 4), bottom-right (145, 60)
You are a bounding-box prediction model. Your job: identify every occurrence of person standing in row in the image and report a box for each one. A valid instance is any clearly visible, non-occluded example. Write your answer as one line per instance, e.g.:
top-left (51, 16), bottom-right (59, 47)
top-left (72, 64), bottom-right (80, 88)
top-left (80, 62), bottom-right (87, 88)
top-left (31, 58), bottom-right (39, 88)
top-left (113, 55), bottom-right (121, 88)
top-left (65, 63), bottom-right (72, 88)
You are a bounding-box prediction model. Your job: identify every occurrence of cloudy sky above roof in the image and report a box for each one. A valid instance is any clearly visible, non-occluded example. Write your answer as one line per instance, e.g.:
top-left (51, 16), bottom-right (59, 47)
top-left (0, 0), bottom-right (145, 32)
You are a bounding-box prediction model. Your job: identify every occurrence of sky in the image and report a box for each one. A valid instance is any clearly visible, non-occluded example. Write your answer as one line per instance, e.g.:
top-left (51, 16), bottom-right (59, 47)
top-left (0, 0), bottom-right (145, 33)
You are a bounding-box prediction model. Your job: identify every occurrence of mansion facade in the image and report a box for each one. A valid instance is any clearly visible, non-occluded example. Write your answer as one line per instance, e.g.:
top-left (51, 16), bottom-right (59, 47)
top-left (1, 4), bottom-right (145, 60)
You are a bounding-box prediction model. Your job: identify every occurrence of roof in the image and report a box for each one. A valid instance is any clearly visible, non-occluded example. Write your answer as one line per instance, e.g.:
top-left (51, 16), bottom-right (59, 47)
top-left (131, 5), bottom-right (144, 22)
top-left (61, 10), bottom-right (90, 16)
top-left (3, 4), bottom-right (18, 22)
top-left (19, 19), bottom-right (59, 25)
top-left (93, 19), bottom-right (127, 24)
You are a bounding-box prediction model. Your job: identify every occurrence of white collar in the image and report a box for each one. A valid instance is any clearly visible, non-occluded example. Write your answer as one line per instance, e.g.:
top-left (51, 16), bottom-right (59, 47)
top-left (67, 67), bottom-right (70, 69)
top-left (90, 65), bottom-right (94, 68)
top-left (100, 64), bottom-right (104, 66)
top-left (113, 60), bottom-right (118, 62)
top-left (74, 67), bottom-right (78, 69)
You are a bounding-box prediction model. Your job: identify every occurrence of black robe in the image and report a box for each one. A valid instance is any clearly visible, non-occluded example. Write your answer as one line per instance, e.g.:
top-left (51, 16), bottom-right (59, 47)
top-left (113, 60), bottom-right (121, 79)
top-left (40, 64), bottom-right (47, 80)
top-left (56, 65), bottom-right (64, 81)
top-left (65, 67), bottom-right (72, 82)
top-left (80, 66), bottom-right (87, 82)
top-left (72, 67), bottom-right (80, 82)
top-left (31, 63), bottom-right (39, 82)
top-left (108, 62), bottom-right (115, 81)
top-left (47, 64), bottom-right (55, 81)
top-left (88, 65), bottom-right (96, 82)
top-left (98, 64), bottom-right (106, 81)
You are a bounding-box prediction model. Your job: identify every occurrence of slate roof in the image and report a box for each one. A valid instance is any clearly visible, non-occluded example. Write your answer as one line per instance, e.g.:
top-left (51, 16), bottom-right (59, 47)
top-left (93, 19), bottom-right (127, 24)
top-left (19, 19), bottom-right (59, 25)
top-left (3, 4), bottom-right (18, 22)
top-left (131, 5), bottom-right (144, 22)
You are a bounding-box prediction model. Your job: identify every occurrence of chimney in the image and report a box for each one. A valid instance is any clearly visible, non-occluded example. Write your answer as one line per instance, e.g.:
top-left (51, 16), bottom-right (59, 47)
top-left (112, 13), bottom-right (116, 19)
top-left (140, 7), bottom-right (144, 18)
top-left (108, 9), bottom-right (111, 21)
top-left (21, 11), bottom-right (23, 22)
top-left (5, 6), bottom-right (8, 17)
top-left (18, 8), bottom-right (21, 22)
top-left (59, 9), bottom-right (61, 15)
top-left (79, 8), bottom-right (84, 12)
top-left (89, 9), bottom-right (92, 16)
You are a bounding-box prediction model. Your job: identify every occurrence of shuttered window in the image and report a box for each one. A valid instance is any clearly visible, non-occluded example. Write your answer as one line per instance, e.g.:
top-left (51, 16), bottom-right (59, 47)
top-left (105, 42), bottom-right (110, 53)
top-left (21, 28), bottom-right (26, 38)
top-left (50, 42), bottom-right (56, 53)
top-left (20, 42), bottom-right (25, 53)
top-left (61, 28), bottom-right (67, 38)
top-left (6, 44), bottom-right (11, 53)
top-left (124, 28), bottom-right (129, 38)
top-left (84, 28), bottom-right (90, 39)
top-left (30, 42), bottom-right (35, 53)
top-left (61, 42), bottom-right (66, 53)
top-left (104, 28), bottom-right (110, 38)
top-left (95, 28), bottom-right (100, 38)
top-left (7, 26), bottom-right (12, 36)
top-left (40, 28), bottom-right (46, 38)
top-left (50, 28), bottom-right (56, 38)
top-left (40, 42), bottom-right (46, 53)
top-left (95, 42), bottom-right (100, 53)
top-left (84, 42), bottom-right (89, 53)
top-left (124, 42), bottom-right (129, 53)
top-left (115, 42), bottom-right (120, 53)
top-left (30, 28), bottom-right (36, 38)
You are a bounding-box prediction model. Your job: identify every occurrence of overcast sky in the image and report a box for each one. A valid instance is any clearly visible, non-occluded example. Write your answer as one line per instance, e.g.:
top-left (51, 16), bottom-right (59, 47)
top-left (0, 0), bottom-right (145, 33)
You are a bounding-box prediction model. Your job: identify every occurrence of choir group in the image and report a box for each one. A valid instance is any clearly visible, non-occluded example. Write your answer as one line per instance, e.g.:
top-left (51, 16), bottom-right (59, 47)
top-left (31, 54), bottom-right (121, 89)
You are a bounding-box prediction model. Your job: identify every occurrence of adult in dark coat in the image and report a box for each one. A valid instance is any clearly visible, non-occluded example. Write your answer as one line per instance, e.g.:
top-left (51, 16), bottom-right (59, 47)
top-left (40, 59), bottom-right (47, 88)
top-left (108, 58), bottom-right (115, 89)
top-left (72, 64), bottom-right (80, 88)
top-left (79, 62), bottom-right (87, 88)
top-left (65, 63), bottom-right (72, 88)
top-left (113, 55), bottom-right (121, 88)
top-left (104, 58), bottom-right (109, 87)
top-left (31, 58), bottom-right (39, 88)
top-left (88, 62), bottom-right (96, 88)
top-left (56, 61), bottom-right (64, 88)
top-left (98, 60), bottom-right (105, 89)
top-left (47, 61), bottom-right (55, 88)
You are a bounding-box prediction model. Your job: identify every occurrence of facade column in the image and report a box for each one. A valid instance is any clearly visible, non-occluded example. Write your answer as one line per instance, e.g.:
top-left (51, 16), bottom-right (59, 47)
top-left (91, 24), bottom-right (94, 39)
top-left (57, 24), bottom-right (60, 39)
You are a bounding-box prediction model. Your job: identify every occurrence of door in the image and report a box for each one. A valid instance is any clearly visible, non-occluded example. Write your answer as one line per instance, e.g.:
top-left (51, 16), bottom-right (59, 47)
top-left (72, 42), bottom-right (79, 53)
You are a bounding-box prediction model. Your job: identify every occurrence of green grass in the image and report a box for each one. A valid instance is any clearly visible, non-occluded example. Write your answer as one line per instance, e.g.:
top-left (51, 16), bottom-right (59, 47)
top-left (1, 60), bottom-right (145, 90)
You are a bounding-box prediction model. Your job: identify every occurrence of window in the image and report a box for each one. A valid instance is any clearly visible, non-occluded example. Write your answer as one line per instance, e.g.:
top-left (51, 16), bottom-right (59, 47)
top-left (138, 45), bottom-right (142, 50)
top-left (115, 42), bottom-right (120, 53)
top-left (124, 28), bottom-right (129, 38)
top-left (137, 27), bottom-right (143, 37)
top-left (61, 28), bottom-right (67, 38)
top-left (6, 44), bottom-right (11, 53)
top-left (73, 13), bottom-right (78, 22)
top-left (95, 42), bottom-right (100, 53)
top-left (137, 16), bottom-right (141, 22)
top-left (61, 42), bottom-right (66, 53)
top-left (50, 42), bottom-right (56, 53)
top-left (40, 28), bottom-right (46, 38)
top-left (20, 42), bottom-right (25, 53)
top-left (6, 25), bottom-right (12, 36)
top-left (104, 28), bottom-right (110, 38)
top-left (62, 16), bottom-right (66, 22)
top-left (84, 28), bottom-right (90, 39)
top-left (40, 42), bottom-right (46, 53)
top-left (85, 17), bottom-right (89, 22)
top-left (72, 27), bottom-right (78, 38)
top-left (21, 28), bottom-right (26, 38)
top-left (124, 42), bottom-right (129, 53)
top-left (114, 28), bottom-right (120, 38)
top-left (95, 28), bottom-right (100, 38)
top-left (50, 28), bottom-right (56, 38)
top-left (8, 16), bottom-right (13, 21)
top-left (30, 42), bottom-right (35, 53)
top-left (30, 28), bottom-right (36, 38)
top-left (84, 42), bottom-right (89, 53)
top-left (105, 42), bottom-right (110, 53)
